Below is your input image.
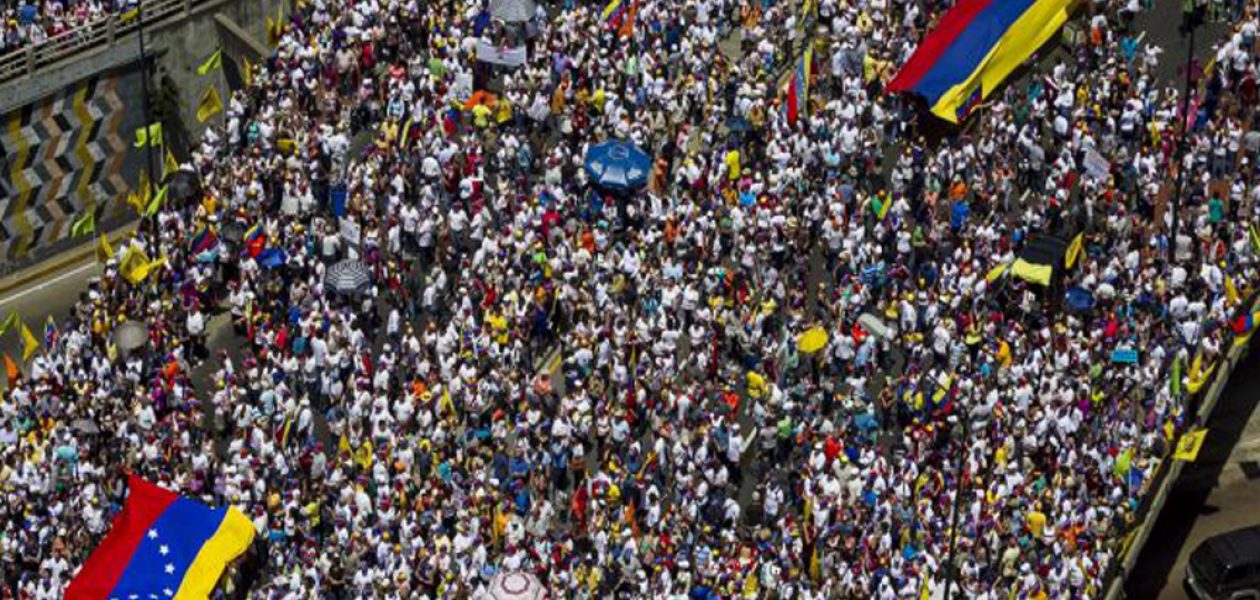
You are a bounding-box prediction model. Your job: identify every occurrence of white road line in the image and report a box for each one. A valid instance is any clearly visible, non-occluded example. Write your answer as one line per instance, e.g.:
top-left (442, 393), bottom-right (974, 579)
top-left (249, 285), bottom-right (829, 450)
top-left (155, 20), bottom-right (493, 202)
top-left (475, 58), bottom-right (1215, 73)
top-left (0, 260), bottom-right (97, 308)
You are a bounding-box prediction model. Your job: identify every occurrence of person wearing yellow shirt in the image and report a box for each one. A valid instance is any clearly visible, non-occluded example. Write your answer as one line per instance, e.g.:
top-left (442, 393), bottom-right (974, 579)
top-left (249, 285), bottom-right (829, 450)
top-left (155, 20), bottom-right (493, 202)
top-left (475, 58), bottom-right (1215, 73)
top-left (591, 87), bottom-right (607, 113)
top-left (1027, 509), bottom-right (1047, 539)
top-left (724, 149), bottom-right (740, 181)
top-left (471, 103), bottom-right (493, 128)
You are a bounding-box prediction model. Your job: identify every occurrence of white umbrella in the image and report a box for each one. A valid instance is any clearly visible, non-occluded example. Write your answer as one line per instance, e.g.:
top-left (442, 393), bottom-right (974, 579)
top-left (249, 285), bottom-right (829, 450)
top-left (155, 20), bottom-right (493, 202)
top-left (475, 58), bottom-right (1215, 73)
top-left (487, 571), bottom-right (547, 600)
top-left (325, 259), bottom-right (372, 295)
top-left (858, 312), bottom-right (896, 340)
top-left (112, 321), bottom-right (150, 352)
top-left (489, 0), bottom-right (536, 22)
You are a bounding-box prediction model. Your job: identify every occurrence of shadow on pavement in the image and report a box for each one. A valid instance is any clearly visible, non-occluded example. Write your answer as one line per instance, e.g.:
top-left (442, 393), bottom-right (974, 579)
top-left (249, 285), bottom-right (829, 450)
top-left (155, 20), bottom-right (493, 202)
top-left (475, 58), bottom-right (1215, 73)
top-left (1126, 339), bottom-right (1260, 598)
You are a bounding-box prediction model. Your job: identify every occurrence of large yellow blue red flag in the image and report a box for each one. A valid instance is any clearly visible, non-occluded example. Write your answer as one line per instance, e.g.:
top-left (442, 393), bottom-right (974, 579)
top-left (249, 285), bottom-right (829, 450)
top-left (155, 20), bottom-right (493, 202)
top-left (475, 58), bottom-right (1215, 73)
top-left (66, 476), bottom-right (255, 600)
top-left (887, 0), bottom-right (1075, 123)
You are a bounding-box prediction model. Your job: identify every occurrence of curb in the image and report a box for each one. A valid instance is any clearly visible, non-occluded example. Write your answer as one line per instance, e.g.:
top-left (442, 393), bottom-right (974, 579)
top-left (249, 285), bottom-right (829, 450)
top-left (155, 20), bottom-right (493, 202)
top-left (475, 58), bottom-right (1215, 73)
top-left (0, 222), bottom-right (137, 299)
top-left (1102, 294), bottom-right (1260, 599)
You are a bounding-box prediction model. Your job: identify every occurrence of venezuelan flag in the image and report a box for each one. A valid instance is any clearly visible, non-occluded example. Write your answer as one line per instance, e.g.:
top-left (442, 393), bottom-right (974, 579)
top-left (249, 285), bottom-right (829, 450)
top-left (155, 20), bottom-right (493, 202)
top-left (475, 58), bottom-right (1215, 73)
top-left (887, 0), bottom-right (1075, 123)
top-left (66, 476), bottom-right (256, 600)
top-left (242, 222), bottom-right (266, 258)
top-left (189, 226), bottom-right (219, 255)
top-left (602, 0), bottom-right (626, 28)
top-left (785, 44), bottom-right (812, 125)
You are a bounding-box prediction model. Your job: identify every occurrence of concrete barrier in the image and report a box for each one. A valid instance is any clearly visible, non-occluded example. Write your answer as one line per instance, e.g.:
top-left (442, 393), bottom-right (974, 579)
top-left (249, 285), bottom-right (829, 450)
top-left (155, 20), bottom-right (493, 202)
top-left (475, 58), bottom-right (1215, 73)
top-left (0, 0), bottom-right (281, 275)
top-left (1102, 297), bottom-right (1260, 599)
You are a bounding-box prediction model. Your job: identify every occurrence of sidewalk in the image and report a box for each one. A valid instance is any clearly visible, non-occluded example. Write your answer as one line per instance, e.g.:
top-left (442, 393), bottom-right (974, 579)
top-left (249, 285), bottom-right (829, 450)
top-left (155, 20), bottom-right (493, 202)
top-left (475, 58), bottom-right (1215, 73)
top-left (0, 223), bottom-right (135, 299)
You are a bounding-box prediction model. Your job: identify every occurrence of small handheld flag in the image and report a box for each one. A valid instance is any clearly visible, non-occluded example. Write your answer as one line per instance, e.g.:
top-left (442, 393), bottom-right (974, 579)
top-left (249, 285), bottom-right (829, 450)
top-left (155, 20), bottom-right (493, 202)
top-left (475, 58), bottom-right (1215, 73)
top-left (2, 353), bottom-right (17, 389)
top-left (96, 234), bottom-right (115, 263)
top-left (19, 320), bottom-right (38, 361)
top-left (196, 49), bottom-right (222, 76)
top-left (197, 86), bottom-right (223, 123)
top-left (0, 311), bottom-right (18, 336)
top-left (43, 316), bottom-right (57, 349)
top-left (164, 149), bottom-right (179, 178)
top-left (134, 122), bottom-right (163, 148)
top-left (71, 210), bottom-right (96, 238)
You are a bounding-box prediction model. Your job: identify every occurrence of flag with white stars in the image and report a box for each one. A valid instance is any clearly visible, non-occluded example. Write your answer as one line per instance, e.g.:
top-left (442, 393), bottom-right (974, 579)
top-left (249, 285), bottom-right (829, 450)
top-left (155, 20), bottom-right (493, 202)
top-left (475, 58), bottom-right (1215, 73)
top-left (65, 476), bottom-right (257, 600)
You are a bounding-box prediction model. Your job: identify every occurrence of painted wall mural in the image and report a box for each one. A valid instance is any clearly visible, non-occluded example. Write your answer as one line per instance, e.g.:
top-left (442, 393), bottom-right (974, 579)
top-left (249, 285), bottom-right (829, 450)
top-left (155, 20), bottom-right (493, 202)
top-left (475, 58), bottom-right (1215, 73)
top-left (0, 67), bottom-right (143, 263)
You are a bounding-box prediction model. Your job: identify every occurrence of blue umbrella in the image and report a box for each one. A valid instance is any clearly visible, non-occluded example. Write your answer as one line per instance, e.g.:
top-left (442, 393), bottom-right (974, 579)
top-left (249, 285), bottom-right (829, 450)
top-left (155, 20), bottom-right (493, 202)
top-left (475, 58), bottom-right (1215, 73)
top-left (584, 139), bottom-right (651, 191)
top-left (1065, 286), bottom-right (1095, 314)
top-left (257, 247), bottom-right (288, 270)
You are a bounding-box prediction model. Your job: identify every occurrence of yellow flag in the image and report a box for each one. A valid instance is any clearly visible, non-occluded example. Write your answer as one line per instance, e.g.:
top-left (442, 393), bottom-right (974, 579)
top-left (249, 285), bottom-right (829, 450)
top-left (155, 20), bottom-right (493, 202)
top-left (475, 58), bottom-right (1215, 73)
top-left (144, 185), bottom-right (168, 218)
top-left (808, 544), bottom-right (820, 582)
top-left (985, 262), bottom-right (1008, 283)
top-left (118, 245), bottom-right (152, 284)
top-left (127, 171), bottom-right (152, 214)
top-left (1226, 275), bottom-right (1239, 305)
top-left (1174, 428), bottom-right (1209, 461)
top-left (266, 16), bottom-right (282, 46)
top-left (1187, 351), bottom-right (1216, 395)
top-left (197, 85), bottom-right (223, 123)
top-left (119, 6), bottom-right (139, 21)
top-left (1065, 233), bottom-right (1084, 269)
top-left (241, 55), bottom-right (254, 88)
top-left (96, 233), bottom-right (114, 263)
top-left (19, 321), bottom-right (38, 361)
top-left (196, 49), bottom-right (222, 76)
top-left (70, 211), bottom-right (95, 237)
top-left (134, 122), bottom-right (162, 148)
top-left (276, 138), bottom-right (296, 155)
top-left (163, 148), bottom-right (179, 178)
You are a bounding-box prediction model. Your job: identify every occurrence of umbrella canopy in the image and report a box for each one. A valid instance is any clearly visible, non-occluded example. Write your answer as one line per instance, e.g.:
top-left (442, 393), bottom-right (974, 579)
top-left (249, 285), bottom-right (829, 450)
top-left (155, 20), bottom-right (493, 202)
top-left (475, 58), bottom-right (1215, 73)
top-left (71, 418), bottom-right (100, 434)
top-left (489, 0), bottom-right (536, 22)
top-left (584, 139), bottom-right (651, 191)
top-left (164, 170), bottom-right (203, 208)
top-left (257, 247), bottom-right (288, 270)
top-left (112, 321), bottom-right (149, 352)
top-left (858, 313), bottom-right (896, 339)
top-left (726, 115), bottom-right (753, 133)
top-left (487, 572), bottom-right (547, 600)
top-left (796, 326), bottom-right (828, 354)
top-left (1065, 286), bottom-right (1095, 314)
top-left (325, 259), bottom-right (371, 294)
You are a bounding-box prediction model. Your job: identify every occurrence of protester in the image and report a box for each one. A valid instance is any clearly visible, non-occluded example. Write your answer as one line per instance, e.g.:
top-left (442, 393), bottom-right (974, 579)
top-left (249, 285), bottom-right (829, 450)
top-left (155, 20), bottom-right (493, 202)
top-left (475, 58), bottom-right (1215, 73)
top-left (1, 0), bottom-right (133, 56)
top-left (3, 0), bottom-right (1260, 597)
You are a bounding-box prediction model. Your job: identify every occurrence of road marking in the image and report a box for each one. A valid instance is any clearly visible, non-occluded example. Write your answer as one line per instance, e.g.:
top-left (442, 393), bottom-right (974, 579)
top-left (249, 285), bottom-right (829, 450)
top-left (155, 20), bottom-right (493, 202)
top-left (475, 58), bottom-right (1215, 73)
top-left (0, 260), bottom-right (96, 308)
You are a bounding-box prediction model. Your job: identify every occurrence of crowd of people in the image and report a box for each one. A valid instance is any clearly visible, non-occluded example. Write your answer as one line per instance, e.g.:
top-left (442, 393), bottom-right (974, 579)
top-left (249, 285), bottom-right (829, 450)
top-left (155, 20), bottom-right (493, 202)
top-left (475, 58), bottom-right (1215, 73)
top-left (2, 0), bottom-right (136, 56)
top-left (4, 0), bottom-right (1260, 596)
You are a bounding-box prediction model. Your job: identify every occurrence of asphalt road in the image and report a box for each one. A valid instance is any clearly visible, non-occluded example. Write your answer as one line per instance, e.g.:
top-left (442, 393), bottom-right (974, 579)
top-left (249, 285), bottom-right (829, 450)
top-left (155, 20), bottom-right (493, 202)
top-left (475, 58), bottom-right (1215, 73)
top-left (0, 0), bottom-right (1243, 594)
top-left (0, 256), bottom-right (100, 365)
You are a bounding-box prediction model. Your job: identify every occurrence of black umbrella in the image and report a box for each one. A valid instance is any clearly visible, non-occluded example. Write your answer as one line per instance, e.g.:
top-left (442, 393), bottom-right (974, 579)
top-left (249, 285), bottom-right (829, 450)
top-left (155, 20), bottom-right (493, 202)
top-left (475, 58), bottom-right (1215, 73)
top-left (164, 170), bottom-right (203, 208)
top-left (325, 259), bottom-right (371, 294)
top-left (71, 418), bottom-right (100, 434)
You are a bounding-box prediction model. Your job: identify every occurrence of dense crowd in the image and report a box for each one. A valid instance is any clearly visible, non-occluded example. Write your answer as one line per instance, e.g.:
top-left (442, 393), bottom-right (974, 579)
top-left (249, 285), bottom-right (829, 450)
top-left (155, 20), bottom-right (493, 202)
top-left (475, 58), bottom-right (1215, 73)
top-left (4, 0), bottom-right (1260, 597)
top-left (1, 0), bottom-right (136, 56)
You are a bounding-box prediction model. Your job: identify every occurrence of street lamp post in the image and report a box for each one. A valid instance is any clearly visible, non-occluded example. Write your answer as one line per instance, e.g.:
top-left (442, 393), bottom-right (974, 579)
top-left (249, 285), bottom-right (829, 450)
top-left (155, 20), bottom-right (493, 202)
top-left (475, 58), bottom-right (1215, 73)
top-left (1171, 4), bottom-right (1200, 263)
top-left (942, 413), bottom-right (971, 600)
top-left (136, 0), bottom-right (157, 186)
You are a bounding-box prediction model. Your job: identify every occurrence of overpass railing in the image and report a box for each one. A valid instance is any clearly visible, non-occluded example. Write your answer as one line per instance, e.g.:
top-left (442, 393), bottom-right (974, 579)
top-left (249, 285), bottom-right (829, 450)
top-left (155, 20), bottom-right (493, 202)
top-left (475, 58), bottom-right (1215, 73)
top-left (0, 0), bottom-right (196, 84)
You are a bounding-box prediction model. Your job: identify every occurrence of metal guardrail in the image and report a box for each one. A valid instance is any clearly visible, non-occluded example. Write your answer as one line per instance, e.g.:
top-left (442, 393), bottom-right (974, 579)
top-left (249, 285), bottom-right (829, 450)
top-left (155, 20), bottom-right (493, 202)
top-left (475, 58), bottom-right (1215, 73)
top-left (0, 0), bottom-right (194, 84)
